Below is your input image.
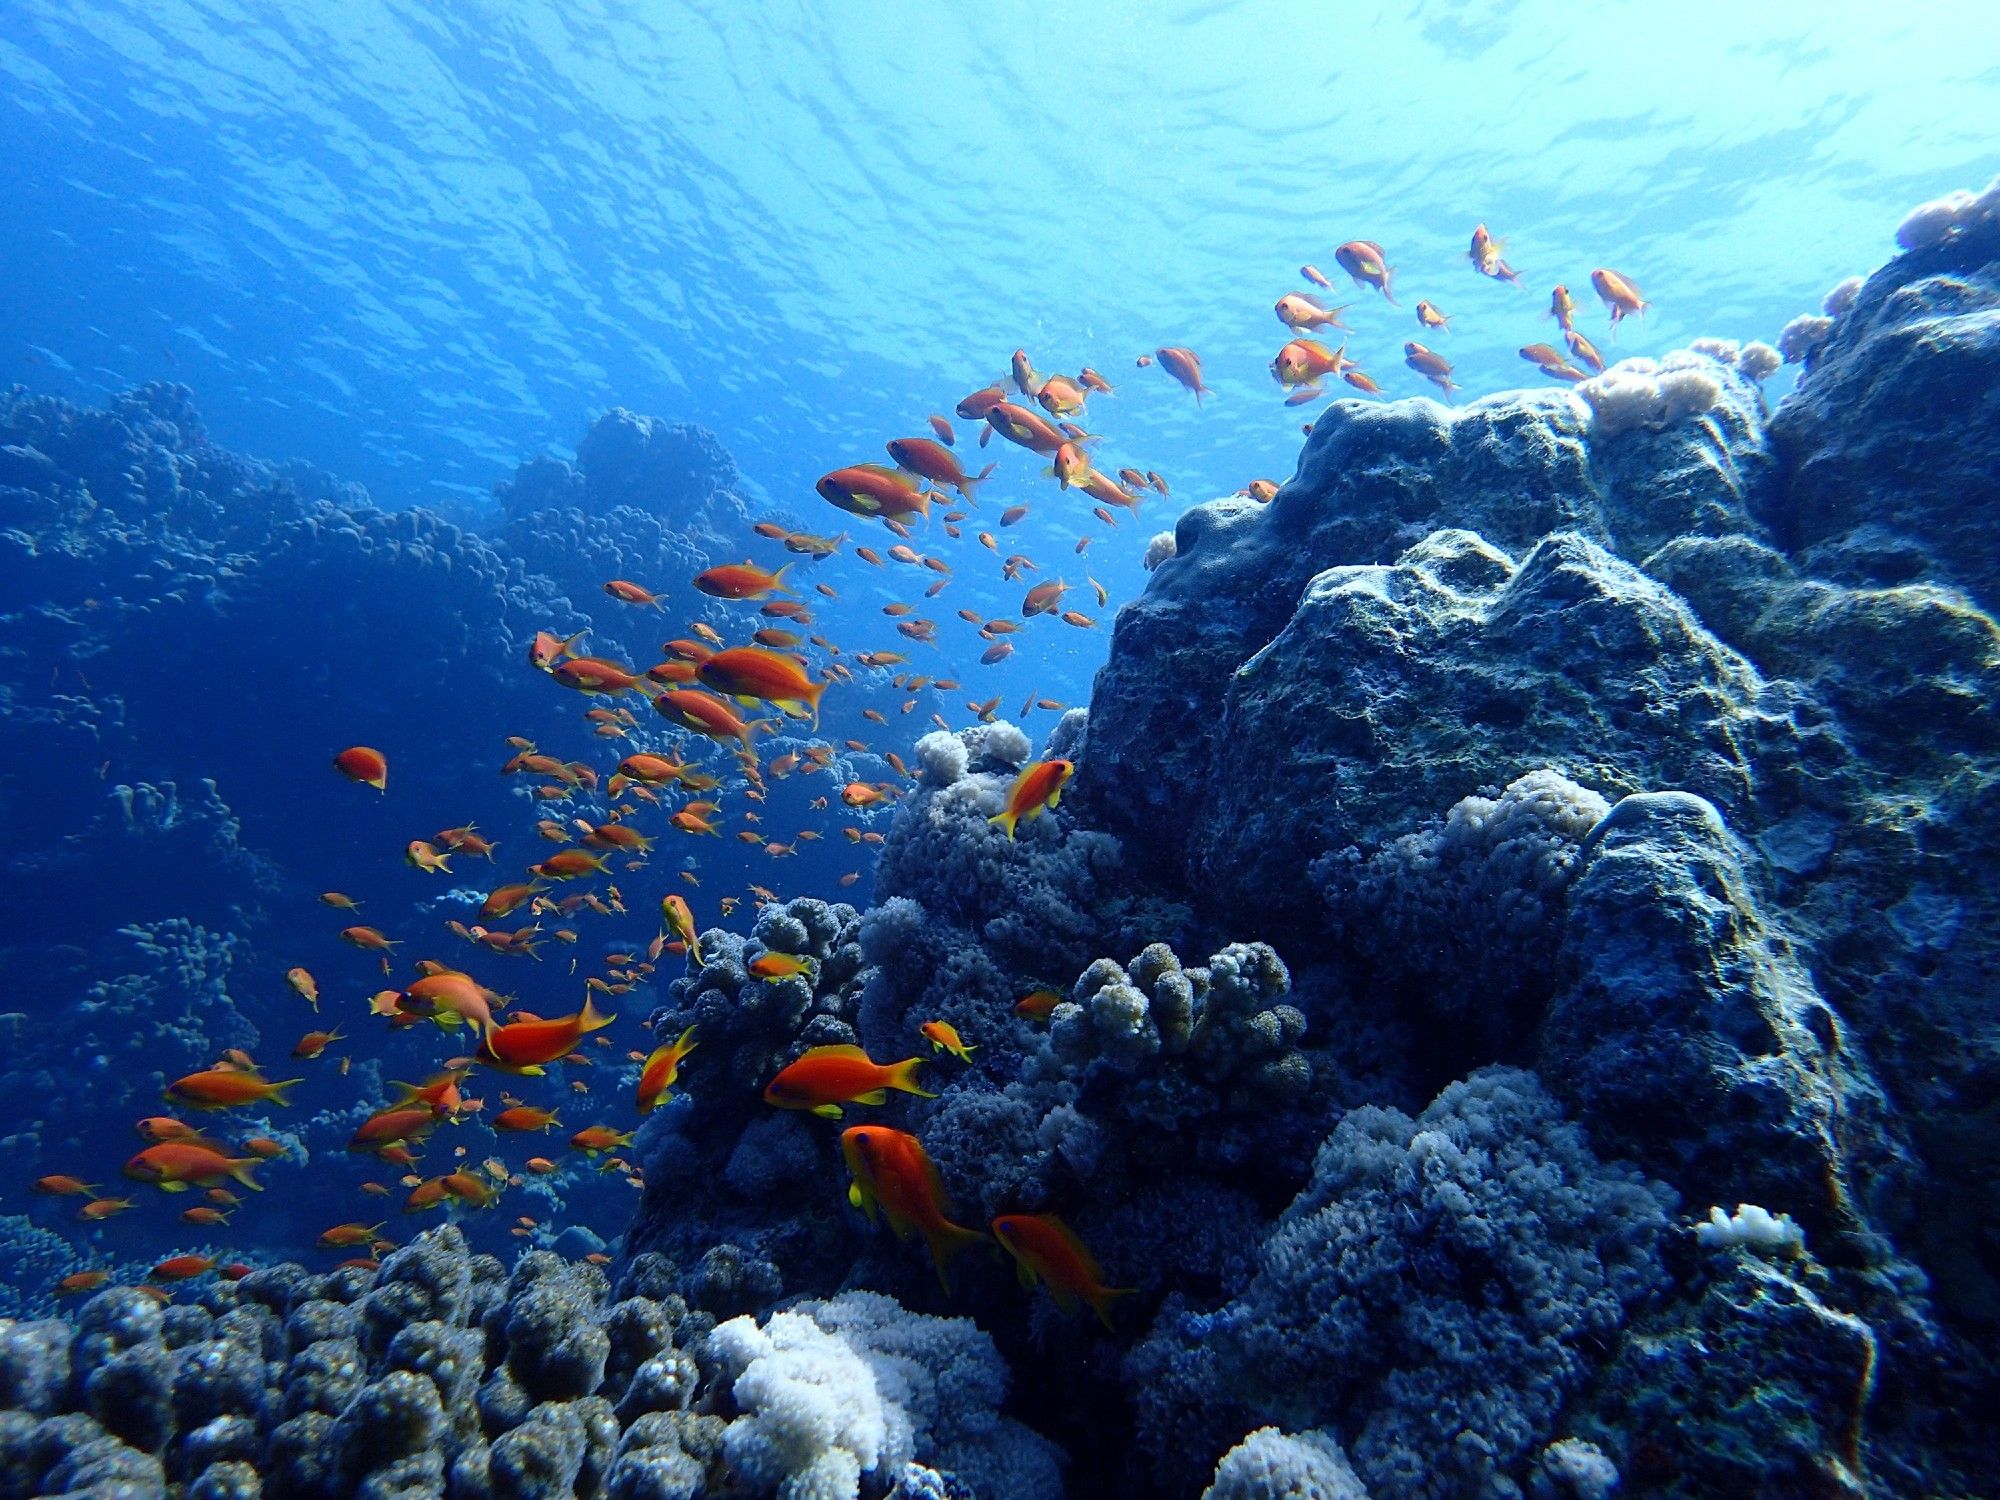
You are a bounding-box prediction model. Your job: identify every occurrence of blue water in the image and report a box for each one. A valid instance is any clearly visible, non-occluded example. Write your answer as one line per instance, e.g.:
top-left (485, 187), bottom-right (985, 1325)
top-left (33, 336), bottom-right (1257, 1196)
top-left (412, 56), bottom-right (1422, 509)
top-left (2, 0), bottom-right (1997, 1375)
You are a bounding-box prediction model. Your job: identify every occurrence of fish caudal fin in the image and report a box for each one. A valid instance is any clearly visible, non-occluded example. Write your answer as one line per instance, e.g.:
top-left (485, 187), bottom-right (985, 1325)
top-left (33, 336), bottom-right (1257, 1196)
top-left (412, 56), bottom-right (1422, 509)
top-left (885, 1056), bottom-right (936, 1100)
top-left (1086, 1284), bottom-right (1139, 1330)
top-left (230, 1159), bottom-right (266, 1192)
top-left (266, 1078), bottom-right (305, 1107)
top-left (986, 809), bottom-right (1019, 840)
top-left (924, 1221), bottom-right (990, 1295)
top-left (579, 994), bottom-right (617, 1033)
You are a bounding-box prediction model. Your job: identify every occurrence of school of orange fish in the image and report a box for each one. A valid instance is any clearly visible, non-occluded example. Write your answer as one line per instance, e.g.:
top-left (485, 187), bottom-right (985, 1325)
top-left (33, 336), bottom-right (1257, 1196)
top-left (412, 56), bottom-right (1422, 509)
top-left (31, 224), bottom-right (1649, 1322)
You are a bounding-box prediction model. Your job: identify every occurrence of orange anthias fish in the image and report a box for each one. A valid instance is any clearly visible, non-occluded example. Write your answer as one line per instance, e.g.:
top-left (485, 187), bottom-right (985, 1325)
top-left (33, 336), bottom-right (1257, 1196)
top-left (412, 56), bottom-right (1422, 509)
top-left (1415, 300), bottom-right (1450, 331)
top-left (886, 438), bottom-right (993, 499)
top-left (481, 882), bottom-right (542, 921)
top-left (1274, 293), bottom-right (1350, 333)
top-left (1153, 346), bottom-right (1210, 404)
top-left (349, 1106), bottom-right (438, 1153)
top-left (1334, 239), bottom-right (1396, 302)
top-left (636, 1025), bottom-right (699, 1113)
top-left (984, 401), bottom-right (1076, 456)
top-left (842, 1125), bottom-right (987, 1291)
top-left (151, 1254), bottom-right (220, 1282)
top-left (694, 561), bottom-right (794, 600)
top-left (528, 627), bottom-right (588, 670)
top-left (817, 464), bottom-right (932, 521)
top-left (655, 689), bottom-right (766, 748)
top-left (1404, 341), bottom-right (1460, 393)
top-left (480, 995), bottom-right (616, 1075)
top-left (400, 970), bottom-right (504, 1041)
top-left (1466, 223), bottom-right (1522, 285)
top-left (603, 579), bottom-right (665, 608)
top-left (747, 951), bottom-right (814, 980)
top-left (920, 1020), bottom-right (976, 1063)
top-left (955, 383), bottom-right (1008, 420)
top-left (125, 1142), bottom-right (264, 1192)
top-left (549, 656), bottom-right (656, 696)
top-left (332, 745), bottom-right (387, 790)
top-left (34, 1174), bottom-right (98, 1196)
top-left (992, 1212), bottom-right (1137, 1329)
top-left (1271, 338), bottom-right (1349, 391)
top-left (570, 1124), bottom-right (635, 1155)
top-left (285, 966), bottom-right (319, 1010)
top-left (1548, 283), bottom-right (1579, 331)
top-left (1035, 373), bottom-right (1088, 417)
top-left (292, 1025), bottom-right (345, 1060)
top-left (764, 1044), bottom-right (934, 1120)
top-left (531, 849), bottom-right (610, 880)
top-left (166, 1069), bottom-right (301, 1111)
top-left (696, 648), bottom-right (827, 727)
top-left (1591, 267), bottom-right (1648, 327)
top-left (660, 893), bottom-right (703, 964)
top-left (1022, 580), bottom-right (1070, 617)
top-left (493, 1105), bottom-right (562, 1133)
top-left (989, 758), bottom-right (1073, 840)
top-left (1014, 987), bottom-right (1064, 1019)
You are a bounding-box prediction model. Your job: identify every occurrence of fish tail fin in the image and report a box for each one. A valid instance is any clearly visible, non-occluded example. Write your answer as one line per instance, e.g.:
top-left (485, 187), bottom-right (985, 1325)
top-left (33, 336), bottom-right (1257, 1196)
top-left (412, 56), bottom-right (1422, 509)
top-left (579, 994), bottom-right (617, 1033)
top-left (925, 1220), bottom-right (990, 1295)
top-left (1087, 1285), bottom-right (1139, 1331)
top-left (266, 1078), bottom-right (305, 1107)
top-left (987, 809), bottom-right (1019, 840)
top-left (773, 561), bottom-right (795, 595)
top-left (230, 1159), bottom-right (265, 1193)
top-left (961, 463), bottom-right (996, 500)
top-left (886, 1056), bottom-right (935, 1099)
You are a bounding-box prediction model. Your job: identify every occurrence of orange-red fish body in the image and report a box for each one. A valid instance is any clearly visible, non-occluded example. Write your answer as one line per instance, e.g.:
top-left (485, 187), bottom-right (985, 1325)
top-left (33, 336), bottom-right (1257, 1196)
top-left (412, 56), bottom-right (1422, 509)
top-left (1153, 346), bottom-right (1209, 403)
top-left (636, 1025), bottom-right (698, 1113)
top-left (920, 1020), bottom-right (976, 1063)
top-left (333, 746), bottom-right (387, 790)
top-left (151, 1254), bottom-right (219, 1282)
top-left (1590, 267), bottom-right (1648, 326)
top-left (1022, 580), bottom-right (1070, 618)
top-left (1467, 223), bottom-right (1521, 285)
top-left (660, 893), bottom-right (703, 963)
top-left (167, 1069), bottom-right (300, 1110)
top-left (531, 849), bottom-right (610, 881)
top-left (1565, 328), bottom-right (1606, 373)
top-left (604, 579), bottom-right (664, 608)
top-left (1415, 300), bottom-right (1450, 331)
top-left (1300, 264), bottom-right (1334, 290)
top-left (1272, 338), bottom-right (1348, 389)
top-left (1404, 341), bottom-right (1459, 393)
top-left (1009, 348), bottom-right (1045, 396)
top-left (349, 1106), bottom-right (437, 1153)
top-left (841, 1124), bottom-right (986, 1290)
top-left (992, 1212), bottom-right (1136, 1328)
top-left (1274, 293), bottom-right (1349, 333)
top-left (550, 656), bottom-right (653, 695)
top-left (479, 996), bottom-right (616, 1075)
top-left (955, 384), bottom-right (1008, 420)
top-left (1549, 283), bottom-right (1579, 331)
top-left (528, 627), bottom-right (587, 670)
top-left (989, 758), bottom-right (1073, 839)
top-left (569, 1124), bottom-right (634, 1155)
top-left (763, 1044), bottom-right (934, 1119)
top-left (1035, 374), bottom-right (1088, 418)
top-left (1334, 240), bottom-right (1395, 301)
top-left (985, 401), bottom-right (1073, 455)
top-left (125, 1142), bottom-right (264, 1192)
top-left (1014, 987), bottom-right (1063, 1019)
top-left (493, 1106), bottom-right (561, 1133)
top-left (886, 438), bottom-right (991, 498)
top-left (655, 688), bottom-right (765, 747)
top-left (747, 951), bottom-right (814, 980)
top-left (817, 464), bottom-right (932, 521)
top-left (696, 647), bottom-right (827, 726)
top-left (694, 561), bottom-right (793, 600)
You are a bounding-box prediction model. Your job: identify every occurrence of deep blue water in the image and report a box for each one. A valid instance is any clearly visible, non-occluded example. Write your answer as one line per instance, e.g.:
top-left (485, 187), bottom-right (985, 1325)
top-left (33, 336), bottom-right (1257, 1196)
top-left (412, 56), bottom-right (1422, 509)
top-left (2, 0), bottom-right (1998, 1376)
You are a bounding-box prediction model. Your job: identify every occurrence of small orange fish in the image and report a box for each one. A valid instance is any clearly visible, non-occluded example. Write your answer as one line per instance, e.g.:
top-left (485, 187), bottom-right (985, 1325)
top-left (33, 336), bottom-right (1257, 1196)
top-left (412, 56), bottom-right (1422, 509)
top-left (992, 1212), bottom-right (1136, 1328)
top-left (1153, 346), bottom-right (1210, 404)
top-left (694, 560), bottom-right (794, 600)
top-left (125, 1142), bottom-right (264, 1191)
top-left (528, 628), bottom-right (588, 670)
top-left (150, 1254), bottom-right (220, 1283)
top-left (1333, 240), bottom-right (1395, 302)
top-left (79, 1197), bottom-right (135, 1220)
top-left (660, 893), bottom-right (703, 964)
top-left (55, 1270), bottom-right (111, 1296)
top-left (405, 839), bottom-right (452, 874)
top-left (1466, 223), bottom-right (1521, 285)
top-left (480, 996), bottom-right (616, 1076)
top-left (989, 759), bottom-right (1073, 840)
top-left (842, 1124), bottom-right (987, 1290)
top-left (332, 745), bottom-right (387, 790)
top-left (1274, 293), bottom-right (1350, 333)
top-left (1591, 267), bottom-right (1648, 327)
top-left (636, 1025), bottom-right (698, 1113)
top-left (603, 579), bottom-right (665, 608)
top-left (318, 891), bottom-right (361, 910)
top-left (570, 1124), bottom-right (635, 1155)
top-left (1415, 300), bottom-right (1450, 331)
top-left (318, 1221), bottom-right (387, 1248)
top-left (1549, 283), bottom-right (1579, 331)
top-left (1300, 264), bottom-right (1334, 290)
top-left (339, 925), bottom-right (399, 953)
top-left (764, 1044), bottom-right (934, 1119)
top-left (292, 1026), bottom-right (345, 1060)
top-left (1022, 580), bottom-right (1069, 617)
top-left (167, 1069), bottom-right (301, 1111)
top-left (182, 1205), bottom-right (231, 1225)
top-left (919, 1020), bottom-right (976, 1063)
top-left (493, 1106), bottom-right (561, 1133)
top-left (747, 951), bottom-right (814, 980)
top-left (1404, 341), bottom-right (1459, 393)
top-left (886, 437), bottom-right (993, 499)
top-left (35, 1174), bottom-right (98, 1196)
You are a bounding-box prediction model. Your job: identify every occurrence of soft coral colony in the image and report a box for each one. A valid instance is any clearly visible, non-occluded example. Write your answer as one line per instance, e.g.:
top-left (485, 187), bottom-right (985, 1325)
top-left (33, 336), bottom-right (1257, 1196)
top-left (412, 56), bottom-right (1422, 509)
top-left (2, 177), bottom-right (1999, 1498)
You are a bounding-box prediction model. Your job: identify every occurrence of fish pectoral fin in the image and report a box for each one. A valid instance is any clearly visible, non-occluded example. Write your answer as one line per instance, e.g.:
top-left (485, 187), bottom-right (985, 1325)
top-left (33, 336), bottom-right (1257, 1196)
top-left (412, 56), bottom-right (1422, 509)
top-left (812, 1104), bottom-right (844, 1120)
top-left (1014, 1258), bottom-right (1038, 1292)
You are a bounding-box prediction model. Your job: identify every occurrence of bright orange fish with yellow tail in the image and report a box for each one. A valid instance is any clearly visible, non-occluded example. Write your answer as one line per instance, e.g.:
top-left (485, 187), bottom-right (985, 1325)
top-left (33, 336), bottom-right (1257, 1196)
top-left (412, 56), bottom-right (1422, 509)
top-left (841, 1125), bottom-right (988, 1291)
top-left (992, 1212), bottom-right (1136, 1329)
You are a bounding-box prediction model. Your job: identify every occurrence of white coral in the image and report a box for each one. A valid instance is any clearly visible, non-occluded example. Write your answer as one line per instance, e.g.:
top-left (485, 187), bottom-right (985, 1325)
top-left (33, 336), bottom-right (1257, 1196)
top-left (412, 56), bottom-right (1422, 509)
top-left (1777, 314), bottom-right (1834, 365)
top-left (1577, 353), bottom-right (1724, 436)
top-left (1694, 1202), bottom-right (1805, 1253)
top-left (1142, 531), bottom-right (1178, 570)
top-left (1894, 173), bottom-right (2000, 251)
top-left (912, 731), bottom-right (968, 788)
top-left (1822, 276), bottom-right (1864, 317)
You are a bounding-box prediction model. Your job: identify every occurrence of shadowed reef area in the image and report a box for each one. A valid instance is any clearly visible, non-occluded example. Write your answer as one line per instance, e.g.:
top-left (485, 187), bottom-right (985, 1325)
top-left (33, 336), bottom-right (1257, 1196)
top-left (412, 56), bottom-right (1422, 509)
top-left (1, 222), bottom-right (1997, 1498)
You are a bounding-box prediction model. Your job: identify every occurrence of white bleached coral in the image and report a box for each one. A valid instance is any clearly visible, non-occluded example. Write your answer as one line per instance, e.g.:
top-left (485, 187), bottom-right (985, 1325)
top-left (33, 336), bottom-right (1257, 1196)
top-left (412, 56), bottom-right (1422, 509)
top-left (1576, 352), bottom-right (1726, 435)
top-left (1894, 174), bottom-right (2000, 251)
top-left (1777, 314), bottom-right (1835, 365)
top-left (1203, 1426), bottom-right (1370, 1500)
top-left (911, 730), bottom-right (968, 788)
top-left (1142, 531), bottom-right (1178, 570)
top-left (1822, 276), bottom-right (1864, 317)
top-left (1694, 1202), bottom-right (1806, 1254)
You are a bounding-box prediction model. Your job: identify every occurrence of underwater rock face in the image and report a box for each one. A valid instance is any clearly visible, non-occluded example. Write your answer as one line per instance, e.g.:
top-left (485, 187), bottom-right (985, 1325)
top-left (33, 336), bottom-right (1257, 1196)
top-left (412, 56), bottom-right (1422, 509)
top-left (1065, 225), bottom-right (2000, 1495)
